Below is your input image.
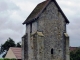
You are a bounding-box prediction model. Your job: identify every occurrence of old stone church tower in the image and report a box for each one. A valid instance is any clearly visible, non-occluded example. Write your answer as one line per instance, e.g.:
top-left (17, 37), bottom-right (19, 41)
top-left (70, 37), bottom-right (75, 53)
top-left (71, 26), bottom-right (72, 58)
top-left (22, 0), bottom-right (70, 60)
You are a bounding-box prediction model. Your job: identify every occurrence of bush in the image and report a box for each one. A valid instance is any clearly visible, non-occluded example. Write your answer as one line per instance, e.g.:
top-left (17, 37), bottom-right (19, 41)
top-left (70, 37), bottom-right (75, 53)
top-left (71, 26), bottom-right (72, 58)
top-left (0, 58), bottom-right (16, 60)
top-left (0, 58), bottom-right (4, 60)
top-left (11, 58), bottom-right (16, 60)
top-left (70, 49), bottom-right (80, 60)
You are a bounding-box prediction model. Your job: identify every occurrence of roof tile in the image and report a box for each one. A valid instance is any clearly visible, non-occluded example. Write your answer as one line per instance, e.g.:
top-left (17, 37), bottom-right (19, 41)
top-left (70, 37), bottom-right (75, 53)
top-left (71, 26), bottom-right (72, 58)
top-left (10, 47), bottom-right (21, 59)
top-left (23, 0), bottom-right (69, 24)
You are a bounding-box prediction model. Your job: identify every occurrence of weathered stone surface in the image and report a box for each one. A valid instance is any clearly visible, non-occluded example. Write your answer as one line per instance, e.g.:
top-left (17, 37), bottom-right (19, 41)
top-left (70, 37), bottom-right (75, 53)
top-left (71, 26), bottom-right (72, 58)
top-left (37, 2), bottom-right (67, 60)
top-left (31, 32), bottom-right (44, 60)
top-left (64, 33), bottom-right (70, 60)
top-left (22, 1), bottom-right (69, 60)
top-left (22, 34), bottom-right (28, 60)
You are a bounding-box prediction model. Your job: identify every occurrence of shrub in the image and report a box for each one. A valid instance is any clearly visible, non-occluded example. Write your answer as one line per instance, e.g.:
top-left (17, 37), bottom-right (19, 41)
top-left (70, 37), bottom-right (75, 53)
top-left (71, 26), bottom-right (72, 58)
top-left (0, 58), bottom-right (17, 60)
top-left (0, 58), bottom-right (4, 60)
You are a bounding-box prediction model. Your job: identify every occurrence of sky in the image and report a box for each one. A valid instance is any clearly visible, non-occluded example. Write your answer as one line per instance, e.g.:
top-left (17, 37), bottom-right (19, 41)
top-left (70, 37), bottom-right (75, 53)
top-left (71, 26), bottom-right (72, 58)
top-left (0, 0), bottom-right (80, 47)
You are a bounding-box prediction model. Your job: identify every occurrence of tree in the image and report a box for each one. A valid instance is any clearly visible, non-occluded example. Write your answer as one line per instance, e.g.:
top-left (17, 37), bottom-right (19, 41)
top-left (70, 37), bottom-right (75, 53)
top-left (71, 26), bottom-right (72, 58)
top-left (0, 38), bottom-right (16, 58)
top-left (16, 42), bottom-right (21, 47)
top-left (0, 38), bottom-right (21, 58)
top-left (70, 48), bottom-right (80, 60)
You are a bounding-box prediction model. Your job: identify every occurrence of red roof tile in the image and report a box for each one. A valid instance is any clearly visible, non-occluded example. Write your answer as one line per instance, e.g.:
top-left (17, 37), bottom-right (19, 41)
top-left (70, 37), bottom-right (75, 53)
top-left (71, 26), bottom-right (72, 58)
top-left (10, 47), bottom-right (21, 59)
top-left (70, 47), bottom-right (78, 51)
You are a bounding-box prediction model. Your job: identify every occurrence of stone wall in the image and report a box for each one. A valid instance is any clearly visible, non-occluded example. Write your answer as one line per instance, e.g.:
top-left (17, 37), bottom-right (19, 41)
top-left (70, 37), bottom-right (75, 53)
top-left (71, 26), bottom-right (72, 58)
top-left (24, 21), bottom-right (37, 60)
top-left (37, 1), bottom-right (67, 60)
top-left (22, 34), bottom-right (28, 60)
top-left (22, 1), bottom-right (69, 60)
top-left (64, 33), bottom-right (70, 60)
top-left (31, 32), bottom-right (44, 60)
top-left (32, 22), bottom-right (37, 34)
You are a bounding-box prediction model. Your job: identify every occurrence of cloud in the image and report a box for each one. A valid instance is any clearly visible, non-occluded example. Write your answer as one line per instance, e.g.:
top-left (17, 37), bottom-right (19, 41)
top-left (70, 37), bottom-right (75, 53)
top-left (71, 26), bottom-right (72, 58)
top-left (0, 1), bottom-right (7, 12)
top-left (0, 0), bottom-right (45, 45)
top-left (67, 19), bottom-right (80, 47)
top-left (57, 0), bottom-right (80, 19)
top-left (56, 0), bottom-right (80, 46)
top-left (0, 0), bottom-right (80, 47)
top-left (0, 0), bottom-right (19, 12)
top-left (0, 0), bottom-right (24, 45)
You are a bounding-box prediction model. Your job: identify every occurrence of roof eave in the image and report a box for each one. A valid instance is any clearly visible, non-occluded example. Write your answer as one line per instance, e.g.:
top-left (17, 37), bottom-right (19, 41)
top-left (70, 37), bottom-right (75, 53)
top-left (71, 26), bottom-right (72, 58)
top-left (23, 0), bottom-right (69, 25)
top-left (23, 0), bottom-right (51, 25)
top-left (23, 18), bottom-right (37, 25)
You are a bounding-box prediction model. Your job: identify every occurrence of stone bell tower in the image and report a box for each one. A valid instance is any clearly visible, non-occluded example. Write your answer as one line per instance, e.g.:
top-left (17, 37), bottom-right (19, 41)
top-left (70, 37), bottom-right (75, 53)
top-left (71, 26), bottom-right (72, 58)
top-left (22, 0), bottom-right (70, 60)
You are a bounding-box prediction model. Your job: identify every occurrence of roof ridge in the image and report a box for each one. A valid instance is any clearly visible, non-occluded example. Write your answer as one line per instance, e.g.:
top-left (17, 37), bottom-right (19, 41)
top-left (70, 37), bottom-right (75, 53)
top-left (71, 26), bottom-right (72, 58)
top-left (23, 0), bottom-right (69, 24)
top-left (35, 0), bottom-right (51, 19)
top-left (23, 0), bottom-right (51, 24)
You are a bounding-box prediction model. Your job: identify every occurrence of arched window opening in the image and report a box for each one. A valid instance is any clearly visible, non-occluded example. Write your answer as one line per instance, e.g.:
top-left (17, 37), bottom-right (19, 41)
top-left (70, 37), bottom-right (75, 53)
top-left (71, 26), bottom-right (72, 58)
top-left (51, 48), bottom-right (53, 54)
top-left (30, 23), bottom-right (32, 33)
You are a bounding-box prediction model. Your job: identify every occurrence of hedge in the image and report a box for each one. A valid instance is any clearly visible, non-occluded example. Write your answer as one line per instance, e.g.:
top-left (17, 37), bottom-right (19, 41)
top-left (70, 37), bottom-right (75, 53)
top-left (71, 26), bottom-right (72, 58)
top-left (0, 58), bottom-right (16, 60)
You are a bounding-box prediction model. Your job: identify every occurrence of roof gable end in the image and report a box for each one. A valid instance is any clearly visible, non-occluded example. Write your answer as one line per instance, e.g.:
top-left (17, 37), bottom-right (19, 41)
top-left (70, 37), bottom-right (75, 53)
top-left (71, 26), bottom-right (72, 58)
top-left (11, 47), bottom-right (21, 59)
top-left (5, 48), bottom-right (16, 59)
top-left (23, 0), bottom-right (69, 24)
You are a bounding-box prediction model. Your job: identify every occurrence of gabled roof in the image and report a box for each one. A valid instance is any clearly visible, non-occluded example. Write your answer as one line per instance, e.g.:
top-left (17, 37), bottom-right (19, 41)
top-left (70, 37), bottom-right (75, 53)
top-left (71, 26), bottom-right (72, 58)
top-left (23, 0), bottom-right (69, 24)
top-left (70, 47), bottom-right (78, 52)
top-left (10, 47), bottom-right (21, 59)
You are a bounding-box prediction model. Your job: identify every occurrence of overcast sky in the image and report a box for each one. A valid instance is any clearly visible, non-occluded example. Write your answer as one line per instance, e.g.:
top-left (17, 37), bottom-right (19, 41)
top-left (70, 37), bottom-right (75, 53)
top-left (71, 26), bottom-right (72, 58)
top-left (0, 0), bottom-right (80, 47)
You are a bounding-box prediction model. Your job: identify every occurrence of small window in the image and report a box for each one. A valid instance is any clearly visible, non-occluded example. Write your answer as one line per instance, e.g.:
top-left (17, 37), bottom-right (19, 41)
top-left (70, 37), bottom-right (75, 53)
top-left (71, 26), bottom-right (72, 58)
top-left (51, 48), bottom-right (53, 54)
top-left (30, 23), bottom-right (32, 33)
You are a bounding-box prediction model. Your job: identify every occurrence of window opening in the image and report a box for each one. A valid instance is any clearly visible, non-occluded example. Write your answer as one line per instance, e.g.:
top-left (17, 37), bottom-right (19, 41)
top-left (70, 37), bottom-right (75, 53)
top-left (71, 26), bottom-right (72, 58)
top-left (30, 23), bottom-right (32, 33)
top-left (51, 48), bottom-right (53, 54)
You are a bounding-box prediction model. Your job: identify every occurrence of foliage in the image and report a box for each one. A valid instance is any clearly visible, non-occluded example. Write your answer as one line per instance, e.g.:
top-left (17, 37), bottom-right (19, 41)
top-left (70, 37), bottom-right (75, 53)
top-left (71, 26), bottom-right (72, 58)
top-left (3, 58), bottom-right (9, 60)
top-left (0, 38), bottom-right (16, 53)
top-left (16, 42), bottom-right (21, 47)
top-left (0, 58), bottom-right (16, 60)
top-left (0, 38), bottom-right (21, 58)
top-left (0, 58), bottom-right (3, 60)
top-left (70, 48), bottom-right (80, 60)
top-left (2, 52), bottom-right (7, 58)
